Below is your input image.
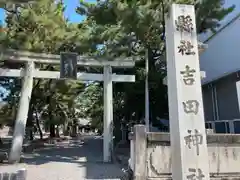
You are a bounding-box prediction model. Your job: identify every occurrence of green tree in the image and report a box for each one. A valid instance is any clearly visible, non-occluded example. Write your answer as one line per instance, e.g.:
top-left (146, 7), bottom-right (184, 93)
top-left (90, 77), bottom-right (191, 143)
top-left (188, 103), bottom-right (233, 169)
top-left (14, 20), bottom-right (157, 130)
top-left (75, 0), bottom-right (235, 142)
top-left (0, 0), bottom-right (87, 138)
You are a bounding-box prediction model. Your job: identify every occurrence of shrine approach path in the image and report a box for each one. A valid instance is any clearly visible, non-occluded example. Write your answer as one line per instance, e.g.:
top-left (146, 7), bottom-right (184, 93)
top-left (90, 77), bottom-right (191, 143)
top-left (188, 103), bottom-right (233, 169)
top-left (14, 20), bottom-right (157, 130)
top-left (0, 135), bottom-right (124, 180)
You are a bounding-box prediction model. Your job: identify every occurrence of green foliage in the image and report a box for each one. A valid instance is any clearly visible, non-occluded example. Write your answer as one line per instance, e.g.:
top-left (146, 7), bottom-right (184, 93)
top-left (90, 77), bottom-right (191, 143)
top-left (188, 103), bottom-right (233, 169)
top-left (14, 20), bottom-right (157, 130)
top-left (0, 0), bottom-right (87, 136)
top-left (75, 0), bottom-right (235, 131)
top-left (82, 0), bottom-right (233, 51)
top-left (4, 0), bottom-right (68, 52)
top-left (76, 82), bottom-right (104, 131)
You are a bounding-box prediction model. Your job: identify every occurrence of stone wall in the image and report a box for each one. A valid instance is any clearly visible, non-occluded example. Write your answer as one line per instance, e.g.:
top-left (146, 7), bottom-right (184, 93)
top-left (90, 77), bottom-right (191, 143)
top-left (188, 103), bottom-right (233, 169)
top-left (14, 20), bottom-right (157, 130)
top-left (129, 125), bottom-right (240, 180)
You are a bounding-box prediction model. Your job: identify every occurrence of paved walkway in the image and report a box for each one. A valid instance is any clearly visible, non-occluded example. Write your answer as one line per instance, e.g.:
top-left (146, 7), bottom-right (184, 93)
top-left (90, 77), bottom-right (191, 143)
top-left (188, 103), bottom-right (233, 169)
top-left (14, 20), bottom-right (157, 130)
top-left (0, 136), bottom-right (124, 180)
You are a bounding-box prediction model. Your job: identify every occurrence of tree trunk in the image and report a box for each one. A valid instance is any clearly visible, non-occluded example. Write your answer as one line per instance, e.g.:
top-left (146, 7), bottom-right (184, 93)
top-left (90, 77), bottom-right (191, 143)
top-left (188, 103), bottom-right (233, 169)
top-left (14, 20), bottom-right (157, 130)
top-left (48, 101), bottom-right (55, 138)
top-left (71, 125), bottom-right (77, 137)
top-left (27, 107), bottom-right (34, 141)
top-left (71, 119), bottom-right (78, 137)
top-left (29, 129), bottom-right (34, 141)
top-left (49, 124), bottom-right (55, 138)
top-left (0, 137), bottom-right (3, 146)
top-left (33, 106), bottom-right (43, 139)
top-left (113, 112), bottom-right (121, 145)
top-left (35, 113), bottom-right (43, 139)
top-left (56, 125), bottom-right (60, 137)
top-left (63, 121), bottom-right (69, 136)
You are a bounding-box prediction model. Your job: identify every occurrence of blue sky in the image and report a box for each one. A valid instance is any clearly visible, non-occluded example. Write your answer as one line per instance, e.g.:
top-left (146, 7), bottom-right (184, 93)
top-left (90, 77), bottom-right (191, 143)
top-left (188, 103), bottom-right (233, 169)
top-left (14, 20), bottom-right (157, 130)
top-left (0, 0), bottom-right (97, 24)
top-left (63, 0), bottom-right (89, 22)
top-left (63, 0), bottom-right (84, 22)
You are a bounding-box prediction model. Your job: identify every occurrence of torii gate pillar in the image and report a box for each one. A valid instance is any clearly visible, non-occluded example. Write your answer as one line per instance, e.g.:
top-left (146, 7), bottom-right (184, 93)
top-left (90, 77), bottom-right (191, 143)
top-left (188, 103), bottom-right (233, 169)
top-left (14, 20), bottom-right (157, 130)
top-left (9, 62), bottom-right (34, 163)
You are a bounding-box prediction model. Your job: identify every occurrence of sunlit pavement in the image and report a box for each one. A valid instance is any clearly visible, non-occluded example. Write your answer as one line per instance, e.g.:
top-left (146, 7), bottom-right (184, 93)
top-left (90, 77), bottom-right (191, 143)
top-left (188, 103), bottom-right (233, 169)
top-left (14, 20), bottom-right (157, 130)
top-left (0, 136), bottom-right (124, 180)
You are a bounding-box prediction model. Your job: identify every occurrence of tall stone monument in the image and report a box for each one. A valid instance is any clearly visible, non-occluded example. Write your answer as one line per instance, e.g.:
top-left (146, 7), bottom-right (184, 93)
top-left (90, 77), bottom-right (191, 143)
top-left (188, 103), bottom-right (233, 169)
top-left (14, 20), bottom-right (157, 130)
top-left (165, 4), bottom-right (210, 180)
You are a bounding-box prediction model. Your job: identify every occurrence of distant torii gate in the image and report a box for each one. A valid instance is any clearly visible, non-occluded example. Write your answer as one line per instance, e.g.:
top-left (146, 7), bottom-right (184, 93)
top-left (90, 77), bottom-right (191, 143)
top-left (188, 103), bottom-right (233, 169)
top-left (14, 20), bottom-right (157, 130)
top-left (0, 50), bottom-right (135, 163)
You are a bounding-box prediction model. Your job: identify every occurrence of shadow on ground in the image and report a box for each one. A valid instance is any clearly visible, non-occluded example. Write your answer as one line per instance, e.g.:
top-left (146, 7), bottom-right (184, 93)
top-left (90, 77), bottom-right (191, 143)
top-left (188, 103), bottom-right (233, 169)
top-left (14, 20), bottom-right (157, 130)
top-left (21, 136), bottom-right (125, 179)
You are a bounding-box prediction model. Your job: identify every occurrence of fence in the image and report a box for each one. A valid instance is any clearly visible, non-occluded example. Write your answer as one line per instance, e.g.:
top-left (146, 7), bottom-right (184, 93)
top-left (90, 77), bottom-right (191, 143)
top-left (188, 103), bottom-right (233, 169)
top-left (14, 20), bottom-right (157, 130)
top-left (156, 119), bottom-right (240, 134)
top-left (0, 169), bottom-right (27, 180)
top-left (205, 119), bottom-right (240, 134)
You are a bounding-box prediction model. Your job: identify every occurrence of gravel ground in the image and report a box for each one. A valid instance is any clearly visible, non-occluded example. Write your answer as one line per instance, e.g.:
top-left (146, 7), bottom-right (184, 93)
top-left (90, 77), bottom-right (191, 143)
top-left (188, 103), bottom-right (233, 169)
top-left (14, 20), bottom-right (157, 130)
top-left (0, 136), bottom-right (124, 180)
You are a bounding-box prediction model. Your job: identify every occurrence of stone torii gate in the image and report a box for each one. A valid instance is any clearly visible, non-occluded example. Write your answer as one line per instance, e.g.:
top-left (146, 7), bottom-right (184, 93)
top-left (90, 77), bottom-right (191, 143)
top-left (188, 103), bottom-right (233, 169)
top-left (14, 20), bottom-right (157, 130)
top-left (0, 49), bottom-right (135, 163)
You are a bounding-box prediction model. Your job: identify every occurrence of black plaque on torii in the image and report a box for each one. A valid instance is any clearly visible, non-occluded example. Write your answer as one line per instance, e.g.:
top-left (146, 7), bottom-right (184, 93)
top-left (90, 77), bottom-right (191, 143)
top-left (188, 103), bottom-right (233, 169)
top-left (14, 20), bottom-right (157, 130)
top-left (60, 52), bottom-right (77, 80)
